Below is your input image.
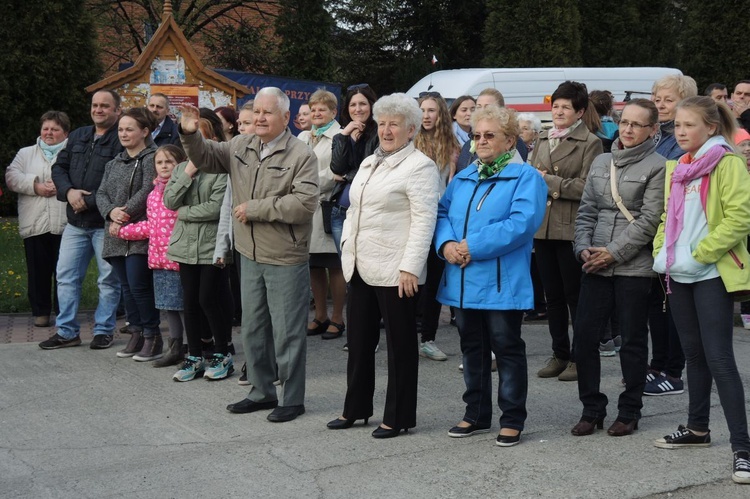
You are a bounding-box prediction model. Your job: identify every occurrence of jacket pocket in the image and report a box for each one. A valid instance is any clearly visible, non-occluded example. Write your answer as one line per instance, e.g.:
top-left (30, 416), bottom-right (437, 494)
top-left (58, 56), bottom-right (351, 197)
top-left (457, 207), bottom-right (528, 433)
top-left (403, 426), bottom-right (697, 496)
top-left (476, 184), bottom-right (496, 211)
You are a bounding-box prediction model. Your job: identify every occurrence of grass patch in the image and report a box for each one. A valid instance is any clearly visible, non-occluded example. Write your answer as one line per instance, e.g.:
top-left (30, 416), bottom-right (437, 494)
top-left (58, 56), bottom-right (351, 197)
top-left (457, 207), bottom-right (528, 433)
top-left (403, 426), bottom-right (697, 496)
top-left (0, 217), bottom-right (100, 313)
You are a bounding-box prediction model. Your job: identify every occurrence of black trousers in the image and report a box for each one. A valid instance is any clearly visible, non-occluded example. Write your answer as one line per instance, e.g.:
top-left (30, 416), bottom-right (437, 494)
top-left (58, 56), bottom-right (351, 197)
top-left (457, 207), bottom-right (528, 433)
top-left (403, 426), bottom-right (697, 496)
top-left (534, 239), bottom-right (582, 362)
top-left (648, 276), bottom-right (685, 378)
top-left (180, 264), bottom-right (232, 357)
top-left (24, 233), bottom-right (61, 317)
top-left (416, 244), bottom-right (444, 343)
top-left (343, 271), bottom-right (419, 429)
top-left (575, 274), bottom-right (651, 421)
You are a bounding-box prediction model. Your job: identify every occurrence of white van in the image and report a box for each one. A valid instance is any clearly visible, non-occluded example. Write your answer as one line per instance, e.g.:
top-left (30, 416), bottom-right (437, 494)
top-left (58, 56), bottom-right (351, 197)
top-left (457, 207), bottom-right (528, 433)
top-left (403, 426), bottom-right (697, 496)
top-left (405, 67), bottom-right (683, 104)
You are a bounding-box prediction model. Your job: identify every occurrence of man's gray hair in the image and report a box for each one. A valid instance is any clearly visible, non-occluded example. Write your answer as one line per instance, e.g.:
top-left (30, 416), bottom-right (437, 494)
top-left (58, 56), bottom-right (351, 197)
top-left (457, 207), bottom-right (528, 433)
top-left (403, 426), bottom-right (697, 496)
top-left (516, 112), bottom-right (542, 133)
top-left (373, 93), bottom-right (422, 130)
top-left (256, 87), bottom-right (290, 114)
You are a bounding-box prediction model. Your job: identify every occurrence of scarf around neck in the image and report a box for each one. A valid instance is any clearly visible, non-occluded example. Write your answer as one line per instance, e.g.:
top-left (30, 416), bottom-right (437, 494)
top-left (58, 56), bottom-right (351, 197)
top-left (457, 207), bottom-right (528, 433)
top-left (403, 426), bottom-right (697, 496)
top-left (373, 141), bottom-right (410, 168)
top-left (38, 137), bottom-right (66, 162)
top-left (452, 121), bottom-right (471, 147)
top-left (477, 150), bottom-right (514, 180)
top-left (664, 136), bottom-right (731, 288)
top-left (312, 120), bottom-right (335, 137)
top-left (548, 119), bottom-right (582, 150)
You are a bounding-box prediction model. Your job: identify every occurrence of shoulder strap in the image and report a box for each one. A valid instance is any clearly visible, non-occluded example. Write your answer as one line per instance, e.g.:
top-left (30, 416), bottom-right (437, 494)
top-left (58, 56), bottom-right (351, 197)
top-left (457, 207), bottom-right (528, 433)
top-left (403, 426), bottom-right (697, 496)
top-left (610, 159), bottom-right (635, 224)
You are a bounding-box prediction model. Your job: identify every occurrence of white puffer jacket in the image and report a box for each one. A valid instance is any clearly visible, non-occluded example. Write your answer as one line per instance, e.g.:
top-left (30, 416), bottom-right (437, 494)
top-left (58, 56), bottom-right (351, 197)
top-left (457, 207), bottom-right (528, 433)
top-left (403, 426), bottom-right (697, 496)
top-left (5, 138), bottom-right (68, 238)
top-left (341, 143), bottom-right (440, 286)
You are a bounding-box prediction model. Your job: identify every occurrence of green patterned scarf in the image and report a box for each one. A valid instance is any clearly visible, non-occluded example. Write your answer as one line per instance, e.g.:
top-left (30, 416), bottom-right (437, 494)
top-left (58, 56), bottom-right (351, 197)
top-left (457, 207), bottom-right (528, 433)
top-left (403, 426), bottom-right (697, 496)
top-left (477, 150), bottom-right (514, 180)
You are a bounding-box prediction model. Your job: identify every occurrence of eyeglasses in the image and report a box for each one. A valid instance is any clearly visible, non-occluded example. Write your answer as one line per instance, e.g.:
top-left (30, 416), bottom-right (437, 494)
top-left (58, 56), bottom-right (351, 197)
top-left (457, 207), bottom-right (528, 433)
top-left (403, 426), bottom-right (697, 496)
top-left (619, 120), bottom-right (653, 130)
top-left (347, 83), bottom-right (371, 91)
top-left (472, 132), bottom-right (498, 141)
top-left (419, 91), bottom-right (442, 99)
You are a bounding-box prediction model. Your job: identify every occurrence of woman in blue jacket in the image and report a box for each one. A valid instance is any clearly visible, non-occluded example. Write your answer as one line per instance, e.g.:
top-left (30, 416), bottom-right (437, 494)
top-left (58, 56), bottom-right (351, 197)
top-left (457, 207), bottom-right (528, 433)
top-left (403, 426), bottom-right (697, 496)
top-left (435, 106), bottom-right (546, 447)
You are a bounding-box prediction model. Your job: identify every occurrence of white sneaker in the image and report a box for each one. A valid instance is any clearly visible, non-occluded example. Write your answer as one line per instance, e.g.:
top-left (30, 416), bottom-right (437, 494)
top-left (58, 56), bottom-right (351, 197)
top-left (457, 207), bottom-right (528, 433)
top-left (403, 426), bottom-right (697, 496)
top-left (742, 314), bottom-right (750, 330)
top-left (173, 356), bottom-right (204, 382)
top-left (420, 341), bottom-right (447, 361)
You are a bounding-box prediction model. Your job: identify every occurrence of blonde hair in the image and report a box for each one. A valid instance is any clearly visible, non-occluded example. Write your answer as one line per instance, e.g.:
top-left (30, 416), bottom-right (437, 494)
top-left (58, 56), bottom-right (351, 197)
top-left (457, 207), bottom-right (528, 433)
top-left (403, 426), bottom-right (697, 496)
top-left (308, 89), bottom-right (337, 111)
top-left (471, 105), bottom-right (519, 139)
top-left (652, 75), bottom-right (698, 100)
top-left (414, 96), bottom-right (459, 170)
top-left (677, 96), bottom-right (737, 149)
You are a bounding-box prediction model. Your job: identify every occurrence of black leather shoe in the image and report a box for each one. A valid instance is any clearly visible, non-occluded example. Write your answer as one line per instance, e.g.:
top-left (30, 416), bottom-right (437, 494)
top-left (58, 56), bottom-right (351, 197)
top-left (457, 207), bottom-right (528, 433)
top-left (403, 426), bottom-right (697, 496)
top-left (267, 405), bottom-right (305, 422)
top-left (495, 430), bottom-right (522, 447)
top-left (226, 398), bottom-right (278, 414)
top-left (448, 423), bottom-right (491, 438)
top-left (372, 425), bottom-right (408, 439)
top-left (327, 417), bottom-right (369, 429)
top-left (307, 318), bottom-right (330, 336)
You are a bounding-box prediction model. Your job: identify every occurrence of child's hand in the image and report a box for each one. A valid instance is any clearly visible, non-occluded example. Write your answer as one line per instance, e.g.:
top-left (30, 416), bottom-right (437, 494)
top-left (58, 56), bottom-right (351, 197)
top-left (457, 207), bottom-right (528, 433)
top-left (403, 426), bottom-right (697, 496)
top-left (215, 257), bottom-right (225, 268)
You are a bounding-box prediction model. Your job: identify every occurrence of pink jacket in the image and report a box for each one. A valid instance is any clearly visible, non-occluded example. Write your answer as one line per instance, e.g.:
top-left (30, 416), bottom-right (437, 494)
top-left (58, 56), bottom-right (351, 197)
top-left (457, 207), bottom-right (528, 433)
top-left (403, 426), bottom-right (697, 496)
top-left (118, 178), bottom-right (179, 271)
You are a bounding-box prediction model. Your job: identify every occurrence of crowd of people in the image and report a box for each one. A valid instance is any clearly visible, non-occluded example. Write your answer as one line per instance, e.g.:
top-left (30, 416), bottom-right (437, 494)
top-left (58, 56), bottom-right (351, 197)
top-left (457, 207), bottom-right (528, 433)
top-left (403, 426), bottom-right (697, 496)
top-left (6, 76), bottom-right (750, 484)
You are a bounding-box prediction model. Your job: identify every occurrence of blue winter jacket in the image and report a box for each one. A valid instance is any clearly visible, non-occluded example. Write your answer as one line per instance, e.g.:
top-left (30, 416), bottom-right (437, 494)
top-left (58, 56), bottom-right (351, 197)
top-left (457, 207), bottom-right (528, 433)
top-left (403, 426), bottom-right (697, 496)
top-left (435, 154), bottom-right (547, 310)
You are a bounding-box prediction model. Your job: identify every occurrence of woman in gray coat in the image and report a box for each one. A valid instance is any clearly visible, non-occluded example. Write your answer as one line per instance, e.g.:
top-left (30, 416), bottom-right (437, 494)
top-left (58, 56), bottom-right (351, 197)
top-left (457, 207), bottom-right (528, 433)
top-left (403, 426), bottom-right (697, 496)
top-left (571, 99), bottom-right (666, 437)
top-left (97, 108), bottom-right (159, 361)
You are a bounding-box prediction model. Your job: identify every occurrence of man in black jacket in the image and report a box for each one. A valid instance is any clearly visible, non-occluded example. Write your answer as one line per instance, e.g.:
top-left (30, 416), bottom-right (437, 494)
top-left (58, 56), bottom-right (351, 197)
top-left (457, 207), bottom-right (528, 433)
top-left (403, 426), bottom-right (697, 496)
top-left (148, 93), bottom-right (181, 147)
top-left (41, 90), bottom-right (124, 350)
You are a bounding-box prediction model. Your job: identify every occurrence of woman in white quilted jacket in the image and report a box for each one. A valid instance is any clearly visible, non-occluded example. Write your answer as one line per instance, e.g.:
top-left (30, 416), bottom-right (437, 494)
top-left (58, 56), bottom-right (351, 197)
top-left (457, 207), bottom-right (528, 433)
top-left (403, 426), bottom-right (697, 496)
top-left (327, 93), bottom-right (440, 439)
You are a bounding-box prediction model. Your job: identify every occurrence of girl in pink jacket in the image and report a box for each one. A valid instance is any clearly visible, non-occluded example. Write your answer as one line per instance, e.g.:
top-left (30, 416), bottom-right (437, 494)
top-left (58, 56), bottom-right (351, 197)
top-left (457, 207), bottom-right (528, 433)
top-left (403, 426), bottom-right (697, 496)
top-left (118, 145), bottom-right (186, 367)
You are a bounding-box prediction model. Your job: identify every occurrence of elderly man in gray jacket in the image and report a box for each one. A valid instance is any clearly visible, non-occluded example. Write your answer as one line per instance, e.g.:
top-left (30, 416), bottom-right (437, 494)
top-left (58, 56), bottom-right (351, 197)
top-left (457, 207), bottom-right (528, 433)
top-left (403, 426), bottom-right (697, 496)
top-left (179, 87), bottom-right (319, 423)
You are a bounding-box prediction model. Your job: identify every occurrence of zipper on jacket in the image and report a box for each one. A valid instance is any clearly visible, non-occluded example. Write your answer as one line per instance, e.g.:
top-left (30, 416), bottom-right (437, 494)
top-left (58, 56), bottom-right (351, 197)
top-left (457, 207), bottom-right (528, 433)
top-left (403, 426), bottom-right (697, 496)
top-left (476, 183), bottom-right (496, 211)
top-left (459, 182), bottom-right (483, 309)
top-left (289, 226), bottom-right (298, 247)
top-left (250, 163), bottom-right (262, 261)
top-left (728, 249), bottom-right (745, 269)
top-left (352, 167), bottom-right (378, 265)
top-left (82, 138), bottom-right (96, 179)
top-left (657, 275), bottom-right (667, 312)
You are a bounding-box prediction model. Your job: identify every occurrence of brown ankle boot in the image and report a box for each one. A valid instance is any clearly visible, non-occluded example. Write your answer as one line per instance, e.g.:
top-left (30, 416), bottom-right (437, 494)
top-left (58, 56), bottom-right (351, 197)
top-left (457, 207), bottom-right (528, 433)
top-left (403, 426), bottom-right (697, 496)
top-left (116, 332), bottom-right (144, 358)
top-left (152, 337), bottom-right (183, 368)
top-left (133, 335), bottom-right (163, 362)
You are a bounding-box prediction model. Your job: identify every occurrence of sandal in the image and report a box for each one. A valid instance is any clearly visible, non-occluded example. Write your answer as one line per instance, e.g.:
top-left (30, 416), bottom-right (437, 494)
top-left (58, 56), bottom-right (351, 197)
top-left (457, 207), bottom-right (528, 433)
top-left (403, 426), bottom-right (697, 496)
top-left (307, 318), bottom-right (330, 336)
top-left (321, 321), bottom-right (346, 340)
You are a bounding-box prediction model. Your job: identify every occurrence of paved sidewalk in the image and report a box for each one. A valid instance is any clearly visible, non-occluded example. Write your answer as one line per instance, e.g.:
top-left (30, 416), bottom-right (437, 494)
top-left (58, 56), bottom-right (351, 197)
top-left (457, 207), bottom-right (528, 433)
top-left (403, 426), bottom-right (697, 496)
top-left (1, 310), bottom-right (749, 498)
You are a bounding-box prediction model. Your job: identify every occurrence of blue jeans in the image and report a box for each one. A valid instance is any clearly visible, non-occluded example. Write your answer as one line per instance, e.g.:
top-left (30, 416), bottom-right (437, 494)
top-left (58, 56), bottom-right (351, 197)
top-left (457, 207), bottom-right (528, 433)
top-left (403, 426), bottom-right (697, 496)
top-left (55, 224), bottom-right (120, 339)
top-left (668, 277), bottom-right (750, 451)
top-left (109, 255), bottom-right (159, 337)
top-left (456, 308), bottom-right (527, 431)
top-left (575, 274), bottom-right (651, 421)
top-left (330, 205), bottom-right (347, 257)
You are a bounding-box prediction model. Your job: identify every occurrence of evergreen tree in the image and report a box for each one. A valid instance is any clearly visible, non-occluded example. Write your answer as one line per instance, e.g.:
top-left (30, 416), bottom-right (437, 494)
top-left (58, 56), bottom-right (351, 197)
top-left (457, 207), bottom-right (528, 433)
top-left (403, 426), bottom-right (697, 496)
top-left (274, 0), bottom-right (335, 81)
top-left (679, 0), bottom-right (750, 91)
top-left (578, 0), bottom-right (681, 68)
top-left (482, 0), bottom-right (583, 67)
top-left (330, 0), bottom-right (402, 94)
top-left (0, 0), bottom-right (102, 215)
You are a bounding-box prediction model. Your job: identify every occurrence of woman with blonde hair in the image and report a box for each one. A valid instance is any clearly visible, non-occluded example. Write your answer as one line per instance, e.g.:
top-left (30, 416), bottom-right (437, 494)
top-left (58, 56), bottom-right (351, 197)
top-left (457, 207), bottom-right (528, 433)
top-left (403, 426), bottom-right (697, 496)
top-left (298, 89), bottom-right (347, 340)
top-left (413, 93), bottom-right (459, 361)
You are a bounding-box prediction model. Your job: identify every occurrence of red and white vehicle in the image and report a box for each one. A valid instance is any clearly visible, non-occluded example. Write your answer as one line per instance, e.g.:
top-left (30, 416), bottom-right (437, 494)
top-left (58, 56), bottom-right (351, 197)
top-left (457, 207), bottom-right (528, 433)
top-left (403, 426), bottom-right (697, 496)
top-left (406, 67), bottom-right (681, 126)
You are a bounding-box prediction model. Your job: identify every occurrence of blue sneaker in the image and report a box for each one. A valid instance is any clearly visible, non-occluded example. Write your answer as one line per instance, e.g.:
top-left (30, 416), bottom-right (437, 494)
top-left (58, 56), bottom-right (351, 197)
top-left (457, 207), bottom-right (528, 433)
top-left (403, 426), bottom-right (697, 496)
top-left (644, 373), bottom-right (684, 396)
top-left (173, 356), bottom-right (204, 382)
top-left (204, 353), bottom-right (234, 380)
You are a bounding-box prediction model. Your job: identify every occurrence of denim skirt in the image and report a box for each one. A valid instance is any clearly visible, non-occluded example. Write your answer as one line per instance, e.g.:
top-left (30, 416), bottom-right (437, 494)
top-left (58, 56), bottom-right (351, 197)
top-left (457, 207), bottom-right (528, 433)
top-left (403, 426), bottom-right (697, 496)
top-left (153, 269), bottom-right (184, 311)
